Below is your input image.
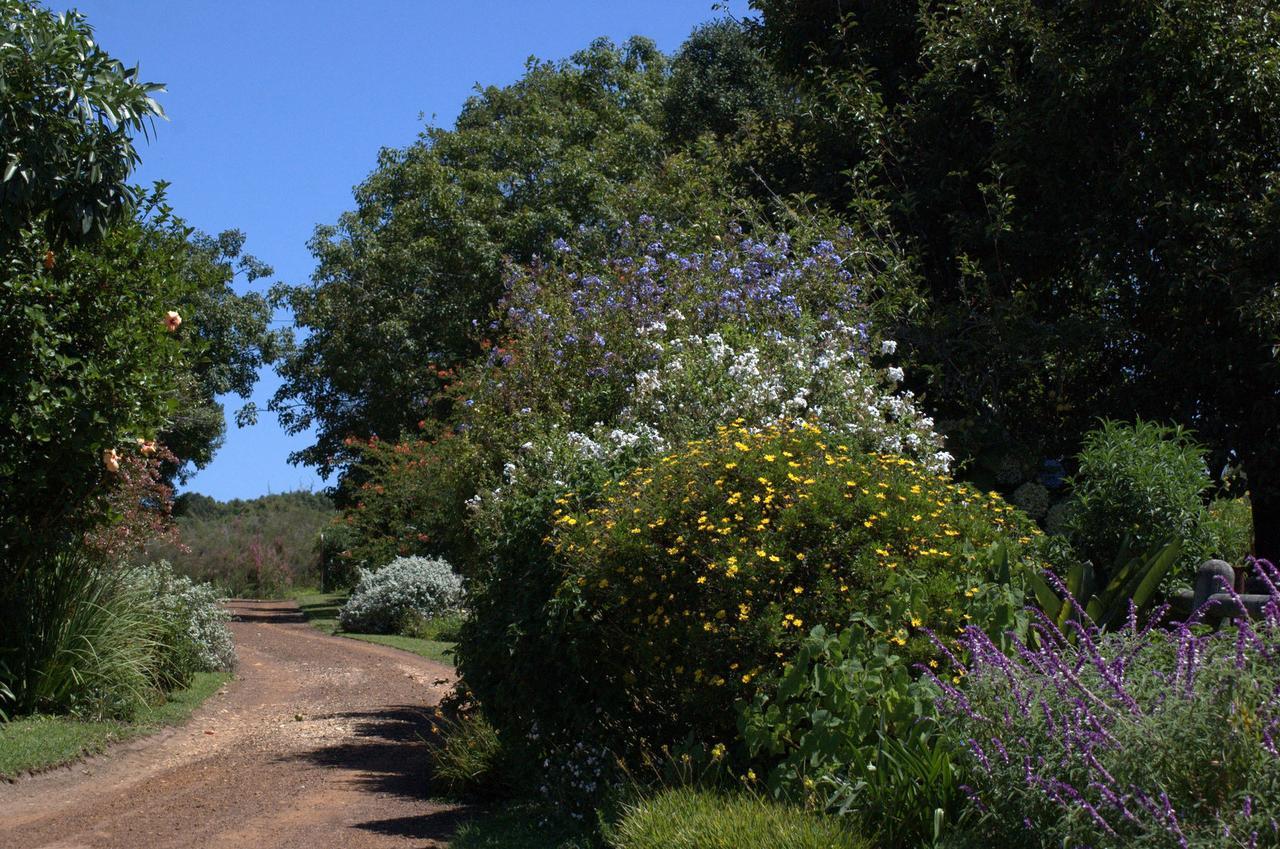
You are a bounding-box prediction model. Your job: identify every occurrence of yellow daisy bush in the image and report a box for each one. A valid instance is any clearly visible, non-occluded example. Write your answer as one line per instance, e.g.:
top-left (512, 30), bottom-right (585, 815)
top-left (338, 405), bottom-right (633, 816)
top-left (550, 420), bottom-right (1042, 743)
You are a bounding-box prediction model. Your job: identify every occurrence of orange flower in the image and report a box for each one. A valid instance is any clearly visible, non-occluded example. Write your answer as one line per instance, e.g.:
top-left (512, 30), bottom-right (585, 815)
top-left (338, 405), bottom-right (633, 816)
top-left (164, 310), bottom-right (182, 332)
top-left (137, 439), bottom-right (157, 456)
top-left (43, 250), bottom-right (55, 270)
top-left (102, 448), bottom-right (120, 473)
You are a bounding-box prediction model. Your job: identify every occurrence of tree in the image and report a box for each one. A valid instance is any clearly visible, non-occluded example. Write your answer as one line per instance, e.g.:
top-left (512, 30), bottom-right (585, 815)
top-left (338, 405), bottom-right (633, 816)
top-left (753, 0), bottom-right (1280, 562)
top-left (0, 1), bottom-right (164, 251)
top-left (164, 227), bottom-right (281, 478)
top-left (272, 36), bottom-right (744, 475)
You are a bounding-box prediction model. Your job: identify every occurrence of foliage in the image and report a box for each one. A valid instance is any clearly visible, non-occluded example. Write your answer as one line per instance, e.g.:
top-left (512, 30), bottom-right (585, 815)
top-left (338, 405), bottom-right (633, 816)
top-left (663, 19), bottom-right (784, 145)
top-left (448, 803), bottom-right (599, 849)
top-left (82, 442), bottom-right (181, 560)
top-left (1, 553), bottom-right (232, 721)
top-left (450, 221), bottom-right (931, 579)
top-left (753, 0), bottom-right (1280, 561)
top-left (332, 432), bottom-right (485, 574)
top-left (4, 553), bottom-right (166, 719)
top-left (473, 422), bottom-right (1038, 791)
top-left (427, 709), bottom-right (515, 800)
top-left (1030, 539), bottom-right (1183, 635)
top-left (126, 560), bottom-right (235, 678)
top-left (162, 228), bottom-right (282, 477)
top-left (0, 0), bottom-right (164, 249)
top-left (1202, 498), bottom-right (1256, 567)
top-left (611, 786), bottom-right (869, 849)
top-left (1065, 420), bottom-right (1226, 584)
top-left (739, 540), bottom-right (1029, 847)
top-left (933, 560), bottom-right (1280, 849)
top-left (337, 555), bottom-right (463, 634)
top-left (271, 37), bottom-right (744, 474)
top-left (0, 197), bottom-right (194, 558)
top-left (739, 623), bottom-right (960, 848)
top-left (148, 490), bottom-right (334, 597)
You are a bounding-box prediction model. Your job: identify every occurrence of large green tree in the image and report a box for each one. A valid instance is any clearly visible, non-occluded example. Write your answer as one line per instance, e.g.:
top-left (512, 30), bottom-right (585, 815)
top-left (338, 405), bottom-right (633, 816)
top-left (0, 1), bottom-right (164, 250)
top-left (752, 0), bottom-right (1280, 562)
top-left (272, 36), bottom-right (746, 475)
top-left (0, 1), bottom-right (277, 553)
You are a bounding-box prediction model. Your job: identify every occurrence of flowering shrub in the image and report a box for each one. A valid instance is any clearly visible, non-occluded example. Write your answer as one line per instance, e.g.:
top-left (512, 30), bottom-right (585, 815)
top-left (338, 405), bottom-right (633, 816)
top-left (128, 560), bottom-right (236, 680)
top-left (333, 433), bottom-right (485, 576)
top-left (933, 561), bottom-right (1280, 848)
top-left (338, 555), bottom-right (464, 634)
top-left (540, 422), bottom-right (1040, 759)
top-left (456, 222), bottom-right (945, 492)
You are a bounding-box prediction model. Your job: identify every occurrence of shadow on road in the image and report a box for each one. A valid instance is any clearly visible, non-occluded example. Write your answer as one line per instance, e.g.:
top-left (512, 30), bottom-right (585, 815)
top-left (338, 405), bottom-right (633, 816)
top-left (224, 600), bottom-right (307, 624)
top-left (355, 808), bottom-right (472, 841)
top-left (282, 705), bottom-right (475, 843)
top-left (287, 706), bottom-right (441, 799)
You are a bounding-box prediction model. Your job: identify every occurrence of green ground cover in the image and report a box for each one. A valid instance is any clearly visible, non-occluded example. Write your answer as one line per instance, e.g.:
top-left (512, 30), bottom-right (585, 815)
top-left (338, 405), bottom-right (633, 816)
top-left (289, 589), bottom-right (457, 666)
top-left (0, 671), bottom-right (230, 780)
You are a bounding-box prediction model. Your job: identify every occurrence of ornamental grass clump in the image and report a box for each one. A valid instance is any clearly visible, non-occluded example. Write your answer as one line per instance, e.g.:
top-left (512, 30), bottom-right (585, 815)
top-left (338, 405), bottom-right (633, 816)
top-left (338, 555), bottom-right (463, 634)
top-left (933, 560), bottom-right (1280, 848)
top-left (549, 420), bottom-right (1042, 752)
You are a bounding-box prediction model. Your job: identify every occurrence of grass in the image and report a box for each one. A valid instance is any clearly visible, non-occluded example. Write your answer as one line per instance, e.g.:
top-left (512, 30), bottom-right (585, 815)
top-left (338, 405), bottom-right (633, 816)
top-left (289, 588), bottom-right (457, 666)
top-left (610, 787), bottom-right (870, 849)
top-left (0, 671), bottom-right (231, 780)
top-left (450, 802), bottom-right (598, 849)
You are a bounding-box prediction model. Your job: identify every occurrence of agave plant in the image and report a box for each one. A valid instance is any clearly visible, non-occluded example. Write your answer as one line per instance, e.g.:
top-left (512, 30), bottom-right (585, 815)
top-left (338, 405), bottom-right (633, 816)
top-left (1030, 537), bottom-right (1181, 633)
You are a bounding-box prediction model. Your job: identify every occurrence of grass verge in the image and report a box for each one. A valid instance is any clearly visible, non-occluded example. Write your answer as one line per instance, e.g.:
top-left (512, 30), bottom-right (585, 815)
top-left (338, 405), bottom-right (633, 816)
top-left (289, 588), bottom-right (457, 666)
top-left (0, 671), bottom-right (231, 780)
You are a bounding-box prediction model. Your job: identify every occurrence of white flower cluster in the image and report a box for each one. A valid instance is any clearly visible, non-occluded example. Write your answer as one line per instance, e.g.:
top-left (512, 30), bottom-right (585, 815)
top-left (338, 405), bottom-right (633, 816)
top-left (338, 555), bottom-right (464, 634)
top-left (129, 561), bottom-right (236, 672)
top-left (617, 327), bottom-right (951, 471)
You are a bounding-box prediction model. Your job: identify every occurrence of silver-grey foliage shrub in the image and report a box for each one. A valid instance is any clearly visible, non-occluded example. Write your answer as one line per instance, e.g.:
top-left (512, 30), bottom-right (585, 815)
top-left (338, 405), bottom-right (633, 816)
top-left (130, 561), bottom-right (236, 675)
top-left (339, 555), bottom-right (463, 634)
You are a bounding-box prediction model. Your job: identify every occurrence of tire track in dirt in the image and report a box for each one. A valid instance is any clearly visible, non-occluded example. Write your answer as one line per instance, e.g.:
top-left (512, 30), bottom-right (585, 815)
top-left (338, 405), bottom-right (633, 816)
top-left (0, 600), bottom-right (467, 849)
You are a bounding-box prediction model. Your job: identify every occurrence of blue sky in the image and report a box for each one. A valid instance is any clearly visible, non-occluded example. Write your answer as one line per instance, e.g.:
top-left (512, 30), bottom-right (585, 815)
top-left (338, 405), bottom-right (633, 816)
top-left (63, 0), bottom-right (753, 501)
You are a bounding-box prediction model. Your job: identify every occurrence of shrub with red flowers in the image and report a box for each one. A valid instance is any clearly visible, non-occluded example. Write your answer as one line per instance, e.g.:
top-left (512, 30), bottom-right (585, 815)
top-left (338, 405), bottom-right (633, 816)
top-left (333, 431), bottom-right (485, 575)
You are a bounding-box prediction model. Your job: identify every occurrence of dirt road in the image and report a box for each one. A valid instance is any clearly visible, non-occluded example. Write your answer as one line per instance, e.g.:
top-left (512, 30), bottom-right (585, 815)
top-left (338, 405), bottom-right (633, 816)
top-left (0, 600), bottom-right (465, 849)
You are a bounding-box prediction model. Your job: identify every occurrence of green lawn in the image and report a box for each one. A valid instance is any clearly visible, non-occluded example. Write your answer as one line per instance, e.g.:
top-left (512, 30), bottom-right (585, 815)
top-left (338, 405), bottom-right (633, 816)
top-left (289, 588), bottom-right (457, 666)
top-left (0, 671), bottom-right (231, 780)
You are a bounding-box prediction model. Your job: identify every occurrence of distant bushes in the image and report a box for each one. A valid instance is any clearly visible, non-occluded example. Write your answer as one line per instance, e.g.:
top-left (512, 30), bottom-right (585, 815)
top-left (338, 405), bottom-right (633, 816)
top-left (148, 491), bottom-right (335, 596)
top-left (338, 556), bottom-right (464, 634)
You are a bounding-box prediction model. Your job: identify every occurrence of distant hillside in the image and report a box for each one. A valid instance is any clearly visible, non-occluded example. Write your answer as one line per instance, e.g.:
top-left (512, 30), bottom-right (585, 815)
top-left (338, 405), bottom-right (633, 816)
top-left (146, 491), bottom-right (336, 597)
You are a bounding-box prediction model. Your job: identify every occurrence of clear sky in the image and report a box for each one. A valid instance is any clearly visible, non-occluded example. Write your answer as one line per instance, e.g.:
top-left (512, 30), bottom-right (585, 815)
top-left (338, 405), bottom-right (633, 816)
top-left (61, 0), bottom-right (753, 501)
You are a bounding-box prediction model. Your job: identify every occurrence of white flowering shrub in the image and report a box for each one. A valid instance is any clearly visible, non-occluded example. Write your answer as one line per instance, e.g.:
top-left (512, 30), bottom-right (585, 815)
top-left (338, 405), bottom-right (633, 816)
top-left (339, 555), bottom-right (464, 634)
top-left (129, 560), bottom-right (236, 677)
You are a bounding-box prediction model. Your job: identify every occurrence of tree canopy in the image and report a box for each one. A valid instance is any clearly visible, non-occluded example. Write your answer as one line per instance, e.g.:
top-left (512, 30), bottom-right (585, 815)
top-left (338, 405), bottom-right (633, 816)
top-left (271, 36), bottom-right (750, 474)
top-left (0, 1), bottom-right (164, 250)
